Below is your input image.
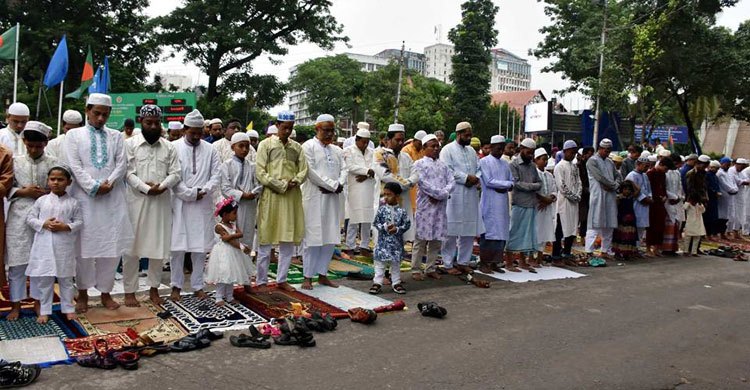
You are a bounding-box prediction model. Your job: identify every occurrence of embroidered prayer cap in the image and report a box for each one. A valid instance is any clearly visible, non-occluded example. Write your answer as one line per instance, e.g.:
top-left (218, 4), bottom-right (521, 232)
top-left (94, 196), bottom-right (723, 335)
top-left (709, 160), bottom-right (720, 168)
top-left (267, 125), bottom-right (278, 135)
top-left (231, 132), bottom-right (250, 145)
top-left (315, 114), bottom-right (335, 125)
top-left (86, 93), bottom-right (112, 107)
top-left (357, 122), bottom-right (370, 130)
top-left (337, 137), bottom-right (346, 143)
top-left (658, 149), bottom-right (671, 157)
top-left (599, 138), bottom-right (613, 149)
top-left (686, 153), bottom-right (698, 161)
top-left (719, 156), bottom-right (732, 164)
top-left (737, 158), bottom-right (749, 164)
top-left (421, 134), bottom-right (438, 146)
top-left (520, 138), bottom-right (536, 150)
top-left (455, 121), bottom-right (471, 132)
top-left (641, 150), bottom-right (651, 159)
top-left (209, 118), bottom-right (222, 126)
top-left (184, 109), bottom-right (205, 128)
top-left (490, 135), bottom-right (504, 144)
top-left (647, 155), bottom-right (657, 162)
top-left (356, 129), bottom-right (371, 138)
top-left (534, 147), bottom-right (548, 159)
top-left (139, 104), bottom-right (162, 118)
top-left (50, 163), bottom-right (72, 176)
top-left (637, 156), bottom-right (650, 163)
top-left (167, 121), bottom-right (182, 131)
top-left (698, 154), bottom-right (710, 163)
top-left (388, 123), bottom-right (405, 133)
top-left (21, 121), bottom-right (51, 139)
top-left (563, 140), bottom-right (577, 150)
top-left (247, 130), bottom-right (259, 138)
top-left (62, 110), bottom-right (82, 124)
top-left (277, 110), bottom-right (295, 122)
top-left (414, 130), bottom-right (427, 141)
top-left (7, 102), bottom-right (30, 116)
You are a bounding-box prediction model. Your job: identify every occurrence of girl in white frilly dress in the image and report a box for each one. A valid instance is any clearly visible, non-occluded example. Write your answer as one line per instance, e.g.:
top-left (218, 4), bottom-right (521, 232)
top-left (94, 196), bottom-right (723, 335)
top-left (205, 197), bottom-right (252, 306)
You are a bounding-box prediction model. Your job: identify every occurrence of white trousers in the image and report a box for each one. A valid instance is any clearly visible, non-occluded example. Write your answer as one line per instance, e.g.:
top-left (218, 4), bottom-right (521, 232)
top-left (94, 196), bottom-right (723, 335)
top-left (374, 261), bottom-right (401, 286)
top-left (441, 236), bottom-right (474, 269)
top-left (585, 228), bottom-right (614, 254)
top-left (170, 252), bottom-right (206, 291)
top-left (76, 257), bottom-right (119, 293)
top-left (411, 239), bottom-right (441, 273)
top-left (257, 243), bottom-right (293, 285)
top-left (30, 276), bottom-right (75, 315)
top-left (346, 223), bottom-right (371, 250)
top-left (8, 265), bottom-right (28, 302)
top-left (122, 255), bottom-right (163, 294)
top-left (214, 283), bottom-right (234, 303)
top-left (303, 244), bottom-right (335, 278)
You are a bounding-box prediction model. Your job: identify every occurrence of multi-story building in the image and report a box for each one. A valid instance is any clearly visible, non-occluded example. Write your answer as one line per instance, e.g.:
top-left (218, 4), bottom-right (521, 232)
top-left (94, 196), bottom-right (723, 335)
top-left (424, 43), bottom-right (454, 84)
top-left (155, 73), bottom-right (193, 91)
top-left (375, 49), bottom-right (427, 75)
top-left (490, 48), bottom-right (532, 93)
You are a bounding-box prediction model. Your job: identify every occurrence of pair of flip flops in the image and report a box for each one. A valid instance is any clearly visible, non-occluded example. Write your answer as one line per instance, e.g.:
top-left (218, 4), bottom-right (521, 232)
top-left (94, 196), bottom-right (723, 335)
top-left (230, 325), bottom-right (271, 349)
top-left (418, 302), bottom-right (447, 319)
top-left (171, 329), bottom-right (223, 352)
top-left (77, 339), bottom-right (136, 370)
top-left (273, 317), bottom-right (316, 347)
top-left (348, 307), bottom-right (377, 324)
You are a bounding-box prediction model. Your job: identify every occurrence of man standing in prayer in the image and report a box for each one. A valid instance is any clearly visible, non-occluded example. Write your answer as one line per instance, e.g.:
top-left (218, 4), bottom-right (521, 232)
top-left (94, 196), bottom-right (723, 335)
top-left (681, 154), bottom-right (698, 191)
top-left (64, 93), bottom-right (134, 311)
top-left (477, 135), bottom-right (513, 273)
top-left (213, 118), bottom-right (242, 162)
top-left (663, 155), bottom-right (685, 254)
top-left (534, 148), bottom-right (557, 267)
top-left (167, 121), bottom-right (183, 142)
top-left (123, 105), bottom-right (181, 306)
top-left (620, 144), bottom-right (640, 179)
top-left (411, 134), bottom-right (453, 280)
top-left (206, 118), bottom-right (223, 143)
top-left (122, 119), bottom-right (138, 140)
top-left (47, 110), bottom-right (82, 160)
top-left (300, 114), bottom-right (345, 290)
top-left (577, 146), bottom-right (595, 244)
top-left (0, 142), bottom-right (11, 286)
top-left (0, 102), bottom-right (30, 155)
top-left (170, 109), bottom-right (221, 301)
top-left (646, 156), bottom-right (669, 256)
top-left (552, 140), bottom-right (581, 263)
top-left (507, 138), bottom-right (542, 271)
top-left (343, 127), bottom-right (375, 257)
top-left (403, 130), bottom-right (427, 211)
top-left (585, 139), bottom-right (620, 258)
top-left (716, 157), bottom-right (738, 239)
top-left (440, 122), bottom-right (484, 275)
top-left (625, 157), bottom-right (653, 246)
top-left (727, 158), bottom-right (749, 239)
top-left (255, 111), bottom-right (308, 293)
top-left (701, 158), bottom-right (722, 240)
top-left (248, 130), bottom-right (260, 158)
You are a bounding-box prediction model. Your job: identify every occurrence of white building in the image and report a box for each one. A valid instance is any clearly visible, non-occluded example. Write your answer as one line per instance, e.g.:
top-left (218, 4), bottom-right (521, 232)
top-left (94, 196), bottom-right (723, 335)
top-left (424, 43), bottom-right (454, 84)
top-left (156, 73), bottom-right (193, 91)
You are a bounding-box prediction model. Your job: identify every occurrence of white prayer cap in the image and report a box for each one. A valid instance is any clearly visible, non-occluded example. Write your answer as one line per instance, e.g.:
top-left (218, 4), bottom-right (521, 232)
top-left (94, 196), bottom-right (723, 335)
top-left (184, 110), bottom-right (205, 128)
top-left (577, 148), bottom-right (583, 155)
top-left (658, 149), bottom-right (671, 157)
top-left (337, 137), bottom-right (346, 143)
top-left (637, 156), bottom-right (649, 163)
top-left (563, 140), bottom-right (577, 150)
top-left (686, 153), bottom-right (698, 161)
top-left (290, 129), bottom-right (296, 138)
top-left (357, 122), bottom-right (369, 130)
top-left (230, 132), bottom-right (250, 145)
top-left (421, 134), bottom-right (438, 146)
top-left (534, 147), bottom-right (548, 159)
top-left (599, 138), bottom-right (613, 149)
top-left (7, 102), bottom-right (29, 116)
top-left (641, 150), bottom-right (651, 158)
top-left (520, 138), bottom-right (536, 150)
top-left (648, 155), bottom-right (657, 162)
top-left (490, 135), bottom-right (504, 144)
top-left (356, 129), bottom-right (371, 138)
top-left (167, 121), bottom-right (182, 131)
top-left (62, 109), bottom-right (82, 124)
top-left (609, 152), bottom-right (618, 160)
top-left (709, 160), bottom-right (720, 168)
top-left (546, 159), bottom-right (555, 171)
top-left (455, 121), bottom-right (471, 132)
top-left (388, 123), bottom-right (405, 133)
top-left (414, 130), bottom-right (427, 141)
top-left (203, 119), bottom-right (210, 127)
top-left (698, 154), bottom-right (710, 163)
top-left (247, 130), bottom-right (259, 139)
top-left (21, 121), bottom-right (51, 138)
top-left (277, 110), bottom-right (295, 122)
top-left (209, 118), bottom-right (222, 126)
top-left (267, 125), bottom-right (278, 135)
top-left (736, 158), bottom-right (749, 164)
top-left (86, 93), bottom-right (111, 107)
top-left (315, 114), bottom-right (335, 125)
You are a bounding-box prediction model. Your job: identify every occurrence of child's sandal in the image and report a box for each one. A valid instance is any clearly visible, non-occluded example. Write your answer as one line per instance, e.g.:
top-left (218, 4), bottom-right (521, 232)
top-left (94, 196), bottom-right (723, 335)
top-left (392, 283), bottom-right (406, 294)
top-left (368, 284), bottom-right (382, 295)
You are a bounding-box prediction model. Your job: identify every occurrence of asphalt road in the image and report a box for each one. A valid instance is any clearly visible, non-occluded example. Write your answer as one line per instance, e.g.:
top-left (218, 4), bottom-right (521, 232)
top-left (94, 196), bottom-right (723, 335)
top-left (33, 255), bottom-right (750, 390)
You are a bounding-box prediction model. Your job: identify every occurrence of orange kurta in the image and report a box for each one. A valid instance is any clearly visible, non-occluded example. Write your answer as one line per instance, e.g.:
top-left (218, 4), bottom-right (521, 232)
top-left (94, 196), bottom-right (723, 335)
top-left (0, 145), bottom-right (14, 285)
top-left (402, 142), bottom-right (424, 214)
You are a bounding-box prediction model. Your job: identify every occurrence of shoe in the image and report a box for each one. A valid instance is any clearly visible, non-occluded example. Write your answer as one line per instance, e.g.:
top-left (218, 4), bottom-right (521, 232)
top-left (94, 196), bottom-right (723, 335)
top-left (195, 329), bottom-right (223, 341)
top-left (417, 302), bottom-right (447, 319)
top-left (348, 307), bottom-right (377, 324)
top-left (230, 334), bottom-right (271, 349)
top-left (0, 361), bottom-right (41, 387)
top-left (112, 351), bottom-right (140, 370)
top-left (248, 325), bottom-right (270, 340)
top-left (171, 335), bottom-right (211, 352)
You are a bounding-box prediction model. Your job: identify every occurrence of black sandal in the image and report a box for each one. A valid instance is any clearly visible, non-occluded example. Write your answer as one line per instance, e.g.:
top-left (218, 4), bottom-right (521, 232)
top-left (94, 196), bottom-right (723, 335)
top-left (112, 351), bottom-right (140, 370)
top-left (392, 283), bottom-right (406, 294)
top-left (171, 335), bottom-right (211, 352)
top-left (230, 334), bottom-right (271, 349)
top-left (417, 302), bottom-right (447, 319)
top-left (195, 329), bottom-right (223, 341)
top-left (368, 284), bottom-right (382, 295)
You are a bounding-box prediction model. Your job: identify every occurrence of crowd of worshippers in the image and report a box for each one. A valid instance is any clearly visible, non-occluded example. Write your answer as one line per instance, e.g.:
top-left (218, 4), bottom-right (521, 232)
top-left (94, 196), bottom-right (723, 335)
top-left (1, 92), bottom-right (749, 324)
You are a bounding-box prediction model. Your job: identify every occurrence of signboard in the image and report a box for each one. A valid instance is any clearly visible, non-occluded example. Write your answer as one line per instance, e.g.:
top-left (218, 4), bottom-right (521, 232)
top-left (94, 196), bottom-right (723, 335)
top-left (524, 101), bottom-right (551, 133)
top-left (634, 125), bottom-right (688, 144)
top-left (107, 92), bottom-right (197, 129)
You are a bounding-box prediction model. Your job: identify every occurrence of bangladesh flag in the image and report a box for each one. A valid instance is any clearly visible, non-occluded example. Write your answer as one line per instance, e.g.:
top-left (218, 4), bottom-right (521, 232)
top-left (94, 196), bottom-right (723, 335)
top-left (0, 26), bottom-right (18, 60)
top-left (65, 47), bottom-right (94, 99)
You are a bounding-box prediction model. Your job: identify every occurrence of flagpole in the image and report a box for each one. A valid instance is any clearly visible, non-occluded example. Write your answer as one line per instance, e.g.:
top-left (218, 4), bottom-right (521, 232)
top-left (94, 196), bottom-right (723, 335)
top-left (13, 23), bottom-right (19, 103)
top-left (57, 81), bottom-right (64, 136)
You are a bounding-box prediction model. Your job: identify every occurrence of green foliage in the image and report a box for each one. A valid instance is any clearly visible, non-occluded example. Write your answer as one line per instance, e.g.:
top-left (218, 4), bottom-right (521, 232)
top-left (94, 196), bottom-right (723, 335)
top-left (288, 54), bottom-right (364, 119)
top-left (474, 103), bottom-right (521, 143)
top-left (448, 0), bottom-right (498, 125)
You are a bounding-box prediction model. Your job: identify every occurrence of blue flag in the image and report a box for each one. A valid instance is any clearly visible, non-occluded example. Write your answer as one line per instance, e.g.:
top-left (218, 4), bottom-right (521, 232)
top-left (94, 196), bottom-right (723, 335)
top-left (100, 56), bottom-right (110, 94)
top-left (88, 65), bottom-right (101, 94)
top-left (43, 35), bottom-right (68, 89)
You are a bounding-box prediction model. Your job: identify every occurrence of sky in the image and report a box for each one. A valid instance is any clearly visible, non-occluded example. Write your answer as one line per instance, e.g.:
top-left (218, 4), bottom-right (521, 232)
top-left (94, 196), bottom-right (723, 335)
top-left (146, 0), bottom-right (750, 115)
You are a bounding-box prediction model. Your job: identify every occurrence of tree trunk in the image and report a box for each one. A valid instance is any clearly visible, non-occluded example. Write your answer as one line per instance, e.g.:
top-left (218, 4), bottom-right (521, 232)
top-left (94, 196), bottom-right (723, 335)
top-left (675, 93), bottom-right (702, 155)
top-left (206, 51), bottom-right (222, 102)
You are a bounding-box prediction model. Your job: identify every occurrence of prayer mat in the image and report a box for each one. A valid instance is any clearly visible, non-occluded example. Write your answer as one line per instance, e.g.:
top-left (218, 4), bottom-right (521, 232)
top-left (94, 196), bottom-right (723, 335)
top-left (234, 286), bottom-right (348, 320)
top-left (63, 333), bottom-right (133, 357)
top-left (87, 276), bottom-right (170, 297)
top-left (0, 284), bottom-right (60, 312)
top-left (344, 256), bottom-right (411, 273)
top-left (294, 285), bottom-right (395, 311)
top-left (160, 292), bottom-right (265, 333)
top-left (268, 263), bottom-right (344, 284)
top-left (0, 310), bottom-right (85, 341)
top-left (77, 301), bottom-right (186, 343)
top-left (0, 336), bottom-right (71, 367)
top-left (478, 266), bottom-right (587, 283)
top-left (328, 259), bottom-right (363, 273)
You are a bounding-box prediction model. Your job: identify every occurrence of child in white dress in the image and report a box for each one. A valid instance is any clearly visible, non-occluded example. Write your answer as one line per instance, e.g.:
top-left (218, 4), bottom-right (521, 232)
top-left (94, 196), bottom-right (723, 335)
top-left (25, 165), bottom-right (82, 323)
top-left (205, 197), bottom-right (252, 306)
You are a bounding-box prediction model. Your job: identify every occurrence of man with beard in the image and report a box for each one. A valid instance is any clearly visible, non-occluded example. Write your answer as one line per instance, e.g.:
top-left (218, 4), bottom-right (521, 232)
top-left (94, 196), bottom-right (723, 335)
top-left (343, 128), bottom-right (375, 257)
top-left (123, 105), bottom-right (181, 306)
top-left (477, 135), bottom-right (513, 273)
top-left (507, 138), bottom-right (541, 272)
top-left (585, 139), bottom-right (619, 258)
top-left (214, 118), bottom-right (245, 162)
top-left (577, 146), bottom-right (595, 245)
top-left (552, 140), bottom-right (581, 263)
top-left (716, 157), bottom-right (738, 240)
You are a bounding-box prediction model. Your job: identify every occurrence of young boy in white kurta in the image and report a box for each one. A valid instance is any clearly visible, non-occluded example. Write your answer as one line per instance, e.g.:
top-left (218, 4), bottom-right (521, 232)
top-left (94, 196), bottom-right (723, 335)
top-left (5, 122), bottom-right (57, 321)
top-left (26, 165), bottom-right (82, 323)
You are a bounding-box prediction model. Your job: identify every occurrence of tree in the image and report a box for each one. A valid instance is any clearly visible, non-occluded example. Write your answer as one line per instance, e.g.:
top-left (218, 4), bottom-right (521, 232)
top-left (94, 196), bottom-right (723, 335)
top-left (729, 20), bottom-right (750, 121)
top-left (448, 0), bottom-right (498, 125)
top-left (288, 54), bottom-right (365, 119)
top-left (156, 0), bottom-right (347, 102)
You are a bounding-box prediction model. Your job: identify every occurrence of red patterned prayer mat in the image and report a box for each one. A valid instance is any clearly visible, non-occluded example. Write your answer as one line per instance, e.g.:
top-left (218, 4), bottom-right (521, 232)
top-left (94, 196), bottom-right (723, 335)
top-left (233, 286), bottom-right (348, 320)
top-left (63, 333), bottom-right (134, 357)
top-left (0, 284), bottom-right (60, 312)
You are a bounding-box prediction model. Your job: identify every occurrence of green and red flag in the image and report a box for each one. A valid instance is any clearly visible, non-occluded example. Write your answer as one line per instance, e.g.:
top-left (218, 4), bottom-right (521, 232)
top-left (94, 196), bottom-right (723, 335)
top-left (65, 47), bottom-right (94, 99)
top-left (0, 26), bottom-right (18, 60)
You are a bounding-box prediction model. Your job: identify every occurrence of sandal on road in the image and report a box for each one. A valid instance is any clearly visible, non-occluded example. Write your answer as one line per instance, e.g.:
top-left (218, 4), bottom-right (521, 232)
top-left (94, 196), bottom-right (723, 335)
top-left (230, 334), bottom-right (271, 349)
top-left (171, 335), bottom-right (210, 352)
top-left (368, 284), bottom-right (382, 295)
